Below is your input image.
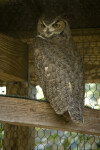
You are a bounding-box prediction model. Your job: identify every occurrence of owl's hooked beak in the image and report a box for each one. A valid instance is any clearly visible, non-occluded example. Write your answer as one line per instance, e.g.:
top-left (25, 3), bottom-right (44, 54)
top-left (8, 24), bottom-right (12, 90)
top-left (45, 28), bottom-right (52, 38)
top-left (46, 29), bottom-right (51, 35)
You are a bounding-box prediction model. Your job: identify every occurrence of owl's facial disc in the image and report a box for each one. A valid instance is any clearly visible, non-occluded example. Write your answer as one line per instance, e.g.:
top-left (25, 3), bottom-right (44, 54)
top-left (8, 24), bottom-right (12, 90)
top-left (42, 22), bottom-right (56, 38)
top-left (38, 19), bottom-right (66, 38)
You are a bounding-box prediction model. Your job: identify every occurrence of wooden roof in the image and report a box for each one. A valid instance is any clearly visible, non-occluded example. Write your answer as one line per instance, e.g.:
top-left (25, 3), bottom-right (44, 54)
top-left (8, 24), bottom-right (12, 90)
top-left (0, 0), bottom-right (100, 34)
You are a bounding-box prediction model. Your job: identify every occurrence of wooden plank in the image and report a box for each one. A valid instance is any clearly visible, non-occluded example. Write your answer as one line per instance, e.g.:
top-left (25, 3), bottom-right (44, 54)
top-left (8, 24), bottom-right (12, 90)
top-left (0, 33), bottom-right (28, 82)
top-left (0, 96), bottom-right (100, 136)
top-left (72, 28), bottom-right (100, 37)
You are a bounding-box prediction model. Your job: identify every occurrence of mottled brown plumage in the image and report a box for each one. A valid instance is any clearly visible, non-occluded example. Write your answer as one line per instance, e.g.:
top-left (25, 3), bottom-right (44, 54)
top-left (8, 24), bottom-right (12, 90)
top-left (34, 15), bottom-right (85, 123)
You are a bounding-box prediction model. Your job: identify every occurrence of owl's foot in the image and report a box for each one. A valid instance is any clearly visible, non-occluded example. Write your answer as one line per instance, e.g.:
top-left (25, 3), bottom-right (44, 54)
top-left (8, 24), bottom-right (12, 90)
top-left (62, 112), bottom-right (71, 123)
top-left (72, 117), bottom-right (84, 124)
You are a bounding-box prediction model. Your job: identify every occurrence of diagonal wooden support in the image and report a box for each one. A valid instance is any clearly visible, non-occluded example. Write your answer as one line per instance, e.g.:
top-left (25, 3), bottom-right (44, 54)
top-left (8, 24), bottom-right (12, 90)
top-left (0, 33), bottom-right (28, 82)
top-left (0, 96), bottom-right (100, 136)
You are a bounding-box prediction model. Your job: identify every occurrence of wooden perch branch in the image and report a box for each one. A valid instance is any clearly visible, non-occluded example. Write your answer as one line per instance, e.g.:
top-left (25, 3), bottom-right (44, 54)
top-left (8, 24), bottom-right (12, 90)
top-left (0, 96), bottom-right (100, 136)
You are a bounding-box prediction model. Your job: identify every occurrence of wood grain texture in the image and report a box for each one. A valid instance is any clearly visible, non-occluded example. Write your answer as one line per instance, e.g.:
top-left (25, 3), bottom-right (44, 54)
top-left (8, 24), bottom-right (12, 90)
top-left (0, 33), bottom-right (28, 82)
top-left (3, 82), bottom-right (35, 150)
top-left (0, 96), bottom-right (100, 136)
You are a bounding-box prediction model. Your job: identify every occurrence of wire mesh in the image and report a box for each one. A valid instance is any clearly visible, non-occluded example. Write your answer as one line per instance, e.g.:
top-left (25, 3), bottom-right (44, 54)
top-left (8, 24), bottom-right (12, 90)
top-left (35, 128), bottom-right (100, 150)
top-left (0, 29), bottom-right (100, 149)
top-left (0, 81), bottom-right (100, 150)
top-left (0, 124), bottom-right (100, 150)
top-left (0, 1), bottom-right (100, 149)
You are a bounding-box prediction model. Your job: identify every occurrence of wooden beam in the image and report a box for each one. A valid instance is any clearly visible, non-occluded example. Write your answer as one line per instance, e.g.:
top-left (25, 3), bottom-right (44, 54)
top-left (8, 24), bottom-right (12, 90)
top-left (0, 96), bottom-right (100, 136)
top-left (0, 33), bottom-right (28, 82)
top-left (72, 28), bottom-right (100, 36)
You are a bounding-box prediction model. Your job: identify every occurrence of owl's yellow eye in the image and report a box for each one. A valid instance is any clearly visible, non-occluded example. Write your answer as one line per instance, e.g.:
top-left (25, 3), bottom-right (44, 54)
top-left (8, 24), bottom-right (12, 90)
top-left (53, 23), bottom-right (61, 28)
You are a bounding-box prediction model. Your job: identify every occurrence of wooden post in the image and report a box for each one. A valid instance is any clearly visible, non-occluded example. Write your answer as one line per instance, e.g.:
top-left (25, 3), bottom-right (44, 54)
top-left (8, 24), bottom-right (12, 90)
top-left (3, 41), bottom-right (37, 150)
top-left (3, 82), bottom-right (35, 150)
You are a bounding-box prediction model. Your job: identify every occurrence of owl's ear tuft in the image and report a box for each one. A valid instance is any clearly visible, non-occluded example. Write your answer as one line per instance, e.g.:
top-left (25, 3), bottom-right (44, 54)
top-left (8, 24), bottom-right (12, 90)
top-left (61, 13), bottom-right (70, 22)
top-left (38, 14), bottom-right (45, 22)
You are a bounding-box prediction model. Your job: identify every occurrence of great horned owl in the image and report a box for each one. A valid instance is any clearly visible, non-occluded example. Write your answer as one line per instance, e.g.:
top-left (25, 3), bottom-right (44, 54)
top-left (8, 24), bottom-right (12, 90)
top-left (34, 15), bottom-right (85, 123)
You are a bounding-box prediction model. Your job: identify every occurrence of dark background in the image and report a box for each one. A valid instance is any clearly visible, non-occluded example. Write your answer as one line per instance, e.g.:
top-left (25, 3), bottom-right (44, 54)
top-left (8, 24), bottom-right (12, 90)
top-left (0, 0), bottom-right (100, 33)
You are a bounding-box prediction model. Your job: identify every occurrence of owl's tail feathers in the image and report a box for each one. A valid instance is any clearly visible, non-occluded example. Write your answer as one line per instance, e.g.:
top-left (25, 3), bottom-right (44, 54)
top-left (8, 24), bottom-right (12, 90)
top-left (62, 112), bottom-right (71, 123)
top-left (63, 110), bottom-right (83, 124)
top-left (68, 109), bottom-right (84, 124)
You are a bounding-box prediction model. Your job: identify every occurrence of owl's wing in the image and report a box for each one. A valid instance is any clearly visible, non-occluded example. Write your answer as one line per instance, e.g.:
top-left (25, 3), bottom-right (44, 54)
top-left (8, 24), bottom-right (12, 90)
top-left (34, 37), bottom-right (73, 109)
top-left (34, 38), bottom-right (84, 123)
top-left (67, 44), bottom-right (85, 123)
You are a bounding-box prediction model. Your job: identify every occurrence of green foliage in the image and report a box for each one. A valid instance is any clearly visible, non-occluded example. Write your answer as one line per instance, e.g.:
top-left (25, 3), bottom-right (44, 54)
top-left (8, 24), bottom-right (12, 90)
top-left (0, 124), bottom-right (4, 148)
top-left (41, 97), bottom-right (46, 101)
top-left (35, 128), bottom-right (100, 150)
top-left (0, 84), bottom-right (100, 149)
top-left (85, 83), bottom-right (100, 109)
top-left (63, 138), bottom-right (70, 150)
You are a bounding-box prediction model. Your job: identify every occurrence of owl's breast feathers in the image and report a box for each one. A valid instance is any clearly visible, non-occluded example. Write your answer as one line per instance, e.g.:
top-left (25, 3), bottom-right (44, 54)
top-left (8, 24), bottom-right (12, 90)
top-left (34, 37), bottom-right (84, 123)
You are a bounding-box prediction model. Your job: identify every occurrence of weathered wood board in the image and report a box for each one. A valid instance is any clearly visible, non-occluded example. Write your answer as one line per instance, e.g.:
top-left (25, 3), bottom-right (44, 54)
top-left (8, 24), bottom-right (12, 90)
top-left (0, 33), bottom-right (28, 81)
top-left (0, 96), bottom-right (100, 136)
